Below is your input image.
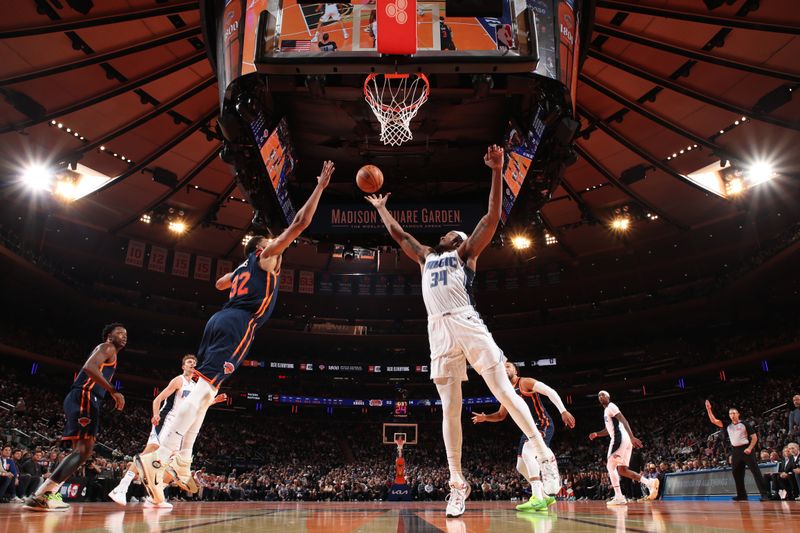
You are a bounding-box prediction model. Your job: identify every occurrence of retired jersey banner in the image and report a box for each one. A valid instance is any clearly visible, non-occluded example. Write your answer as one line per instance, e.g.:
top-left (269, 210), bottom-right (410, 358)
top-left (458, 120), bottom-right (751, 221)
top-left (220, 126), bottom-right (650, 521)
top-left (124, 240), bottom-right (145, 267)
top-left (194, 256), bottom-right (212, 281)
top-left (216, 259), bottom-right (233, 281)
top-left (172, 251), bottom-right (191, 278)
top-left (308, 203), bottom-right (483, 234)
top-left (299, 270), bottom-right (314, 294)
top-left (280, 269), bottom-right (294, 292)
top-left (148, 246), bottom-right (167, 273)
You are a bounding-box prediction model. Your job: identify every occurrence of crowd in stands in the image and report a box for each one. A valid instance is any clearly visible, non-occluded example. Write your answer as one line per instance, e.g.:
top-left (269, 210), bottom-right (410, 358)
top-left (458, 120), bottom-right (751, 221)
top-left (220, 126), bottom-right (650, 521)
top-left (1, 358), bottom-right (798, 503)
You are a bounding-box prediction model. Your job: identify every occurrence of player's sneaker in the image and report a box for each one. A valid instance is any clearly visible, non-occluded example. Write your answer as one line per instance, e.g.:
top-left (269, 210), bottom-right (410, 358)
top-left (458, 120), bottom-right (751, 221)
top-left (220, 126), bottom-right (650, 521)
top-left (22, 492), bottom-right (70, 512)
top-left (135, 452), bottom-right (167, 504)
top-left (545, 495), bottom-right (556, 507)
top-left (108, 486), bottom-right (127, 506)
top-left (538, 454), bottom-right (561, 495)
top-left (167, 453), bottom-right (197, 494)
top-left (645, 478), bottom-right (660, 501)
top-left (143, 496), bottom-right (173, 509)
top-left (515, 495), bottom-right (548, 512)
top-left (445, 481), bottom-right (471, 518)
top-left (606, 496), bottom-right (627, 506)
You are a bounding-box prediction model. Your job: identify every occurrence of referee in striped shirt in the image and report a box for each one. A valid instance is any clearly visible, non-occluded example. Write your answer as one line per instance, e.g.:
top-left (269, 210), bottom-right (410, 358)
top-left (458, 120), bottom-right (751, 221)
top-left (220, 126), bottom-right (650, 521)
top-left (705, 400), bottom-right (769, 501)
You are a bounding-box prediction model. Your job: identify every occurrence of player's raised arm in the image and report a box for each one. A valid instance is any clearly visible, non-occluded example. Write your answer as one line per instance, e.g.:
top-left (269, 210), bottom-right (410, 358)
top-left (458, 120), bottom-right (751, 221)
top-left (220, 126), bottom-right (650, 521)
top-left (260, 160), bottom-right (334, 259)
top-left (459, 145), bottom-right (504, 261)
top-left (522, 378), bottom-right (576, 429)
top-left (365, 192), bottom-right (432, 264)
top-left (83, 344), bottom-right (124, 410)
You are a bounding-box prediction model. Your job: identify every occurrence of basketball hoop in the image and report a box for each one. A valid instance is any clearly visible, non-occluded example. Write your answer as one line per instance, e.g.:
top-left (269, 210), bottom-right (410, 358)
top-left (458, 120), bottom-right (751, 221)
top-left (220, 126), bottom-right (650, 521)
top-left (394, 435), bottom-right (406, 457)
top-left (364, 73), bottom-right (429, 146)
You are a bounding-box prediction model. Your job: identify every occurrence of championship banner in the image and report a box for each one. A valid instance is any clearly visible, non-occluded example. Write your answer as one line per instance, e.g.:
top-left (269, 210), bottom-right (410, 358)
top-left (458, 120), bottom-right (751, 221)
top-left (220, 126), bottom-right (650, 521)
top-left (374, 276), bottom-right (389, 296)
top-left (148, 246), bottom-right (167, 273)
top-left (279, 268), bottom-right (294, 292)
top-left (299, 270), bottom-right (314, 294)
top-left (172, 251), bottom-right (191, 278)
top-left (194, 255), bottom-right (212, 281)
top-left (308, 203), bottom-right (483, 234)
top-left (216, 259), bottom-right (233, 281)
top-left (336, 276), bottom-right (353, 295)
top-left (124, 240), bottom-right (145, 267)
top-left (318, 273), bottom-right (334, 294)
top-left (357, 276), bottom-right (371, 296)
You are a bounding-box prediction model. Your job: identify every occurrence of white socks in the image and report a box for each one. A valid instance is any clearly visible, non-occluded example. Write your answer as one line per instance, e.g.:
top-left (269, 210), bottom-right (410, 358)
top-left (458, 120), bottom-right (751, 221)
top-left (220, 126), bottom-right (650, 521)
top-left (608, 462), bottom-right (622, 498)
top-left (516, 455), bottom-right (544, 499)
top-left (435, 377), bottom-right (466, 485)
top-left (156, 379), bottom-right (215, 463)
top-left (116, 470), bottom-right (135, 491)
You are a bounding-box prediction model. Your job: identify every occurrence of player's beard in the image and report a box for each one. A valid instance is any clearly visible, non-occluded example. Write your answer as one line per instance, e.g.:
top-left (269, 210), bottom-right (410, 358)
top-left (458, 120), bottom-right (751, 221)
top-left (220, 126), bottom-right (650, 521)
top-left (432, 243), bottom-right (455, 255)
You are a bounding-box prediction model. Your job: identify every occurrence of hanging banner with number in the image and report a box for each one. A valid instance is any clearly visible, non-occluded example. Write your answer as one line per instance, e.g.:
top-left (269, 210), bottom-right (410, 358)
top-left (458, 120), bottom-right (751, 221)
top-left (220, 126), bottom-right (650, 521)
top-left (172, 251), bottom-right (191, 278)
top-left (124, 240), bottom-right (145, 267)
top-left (280, 269), bottom-right (294, 292)
top-left (194, 256), bottom-right (212, 281)
top-left (216, 259), bottom-right (233, 282)
top-left (299, 271), bottom-right (314, 294)
top-left (148, 246), bottom-right (167, 273)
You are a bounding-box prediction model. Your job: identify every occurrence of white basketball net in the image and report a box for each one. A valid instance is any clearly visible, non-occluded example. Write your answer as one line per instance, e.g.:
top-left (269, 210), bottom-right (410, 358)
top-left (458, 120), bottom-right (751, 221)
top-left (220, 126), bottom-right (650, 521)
top-left (364, 73), bottom-right (430, 146)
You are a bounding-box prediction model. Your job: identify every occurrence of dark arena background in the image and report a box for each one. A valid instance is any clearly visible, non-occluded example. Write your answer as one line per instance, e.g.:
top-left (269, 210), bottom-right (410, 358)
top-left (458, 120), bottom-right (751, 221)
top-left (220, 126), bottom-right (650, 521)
top-left (1, 0), bottom-right (799, 531)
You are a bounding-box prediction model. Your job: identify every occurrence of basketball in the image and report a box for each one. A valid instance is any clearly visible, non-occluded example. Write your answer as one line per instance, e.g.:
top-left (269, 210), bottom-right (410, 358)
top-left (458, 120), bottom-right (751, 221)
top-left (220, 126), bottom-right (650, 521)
top-left (356, 164), bottom-right (384, 193)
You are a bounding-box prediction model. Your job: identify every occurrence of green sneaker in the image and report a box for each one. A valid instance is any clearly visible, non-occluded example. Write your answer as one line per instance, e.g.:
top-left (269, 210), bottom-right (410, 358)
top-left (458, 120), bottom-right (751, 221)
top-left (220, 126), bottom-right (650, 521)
top-left (545, 495), bottom-right (556, 507)
top-left (515, 495), bottom-right (548, 512)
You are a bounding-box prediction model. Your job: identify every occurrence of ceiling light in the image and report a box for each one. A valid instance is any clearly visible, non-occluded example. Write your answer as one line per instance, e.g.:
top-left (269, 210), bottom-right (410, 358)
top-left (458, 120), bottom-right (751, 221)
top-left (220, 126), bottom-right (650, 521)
top-left (511, 235), bottom-right (531, 250)
top-left (168, 221), bottom-right (186, 234)
top-left (66, 128), bottom-right (71, 133)
top-left (719, 130), bottom-right (724, 134)
top-left (57, 123), bottom-right (63, 128)
top-left (21, 164), bottom-right (53, 191)
top-left (725, 178), bottom-right (743, 196)
top-left (54, 180), bottom-right (79, 201)
top-left (746, 161), bottom-right (775, 185)
top-left (140, 214), bottom-right (152, 224)
top-left (100, 146), bottom-right (105, 151)
top-left (242, 234), bottom-right (254, 246)
top-left (610, 217), bottom-right (631, 232)
top-left (545, 233), bottom-right (557, 246)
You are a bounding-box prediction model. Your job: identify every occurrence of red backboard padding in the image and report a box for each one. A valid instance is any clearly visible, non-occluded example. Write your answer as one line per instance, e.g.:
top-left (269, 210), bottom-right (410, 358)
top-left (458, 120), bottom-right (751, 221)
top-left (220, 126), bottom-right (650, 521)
top-left (377, 0), bottom-right (418, 55)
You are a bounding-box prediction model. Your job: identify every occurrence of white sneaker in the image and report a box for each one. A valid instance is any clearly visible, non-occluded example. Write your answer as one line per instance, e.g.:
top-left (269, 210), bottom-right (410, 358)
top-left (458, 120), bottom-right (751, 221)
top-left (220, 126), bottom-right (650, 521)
top-left (645, 478), bottom-right (659, 501)
top-left (108, 486), bottom-right (127, 506)
top-left (445, 482), bottom-right (471, 518)
top-left (607, 496), bottom-right (627, 506)
top-left (143, 497), bottom-right (173, 509)
top-left (11, 496), bottom-right (23, 503)
top-left (130, 496), bottom-right (139, 503)
top-left (134, 452), bottom-right (167, 505)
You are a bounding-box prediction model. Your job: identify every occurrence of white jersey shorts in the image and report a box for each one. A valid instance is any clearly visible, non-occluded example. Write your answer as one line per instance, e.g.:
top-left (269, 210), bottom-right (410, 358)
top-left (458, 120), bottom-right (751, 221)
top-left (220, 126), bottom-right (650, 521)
top-left (428, 305), bottom-right (506, 381)
top-left (607, 437), bottom-right (633, 468)
top-left (320, 4), bottom-right (342, 22)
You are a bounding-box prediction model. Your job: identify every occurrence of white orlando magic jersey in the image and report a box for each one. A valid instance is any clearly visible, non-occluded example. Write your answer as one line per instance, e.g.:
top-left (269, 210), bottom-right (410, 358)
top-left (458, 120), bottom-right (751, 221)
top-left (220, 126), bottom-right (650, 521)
top-left (421, 250), bottom-right (476, 316)
top-left (172, 375), bottom-right (195, 411)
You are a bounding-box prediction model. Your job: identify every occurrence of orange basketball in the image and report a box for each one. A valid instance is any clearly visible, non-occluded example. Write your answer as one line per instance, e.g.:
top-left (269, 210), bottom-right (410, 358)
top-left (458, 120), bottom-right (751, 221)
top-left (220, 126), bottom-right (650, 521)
top-left (356, 165), bottom-right (384, 193)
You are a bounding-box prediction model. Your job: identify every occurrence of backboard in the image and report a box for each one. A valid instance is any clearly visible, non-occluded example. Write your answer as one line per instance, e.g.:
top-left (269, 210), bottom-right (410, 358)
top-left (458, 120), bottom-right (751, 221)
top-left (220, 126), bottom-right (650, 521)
top-left (382, 422), bottom-right (418, 444)
top-left (254, 0), bottom-right (539, 74)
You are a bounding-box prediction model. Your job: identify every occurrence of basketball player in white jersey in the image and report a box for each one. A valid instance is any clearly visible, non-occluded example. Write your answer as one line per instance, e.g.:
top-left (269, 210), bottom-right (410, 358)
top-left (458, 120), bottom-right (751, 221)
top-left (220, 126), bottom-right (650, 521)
top-left (108, 355), bottom-right (225, 507)
top-left (589, 391), bottom-right (659, 505)
top-left (311, 3), bottom-right (349, 43)
top-left (365, 145), bottom-right (560, 518)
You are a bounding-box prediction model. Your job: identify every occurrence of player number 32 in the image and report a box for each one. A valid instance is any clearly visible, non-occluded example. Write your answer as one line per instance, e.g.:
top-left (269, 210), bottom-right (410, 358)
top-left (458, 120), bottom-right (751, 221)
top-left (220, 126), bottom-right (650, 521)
top-left (229, 272), bottom-right (251, 297)
top-left (430, 270), bottom-right (448, 287)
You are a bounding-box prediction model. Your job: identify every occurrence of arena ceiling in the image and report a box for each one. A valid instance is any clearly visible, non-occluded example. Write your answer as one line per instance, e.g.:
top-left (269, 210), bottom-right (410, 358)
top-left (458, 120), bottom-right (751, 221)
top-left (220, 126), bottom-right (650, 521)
top-left (1, 0), bottom-right (799, 262)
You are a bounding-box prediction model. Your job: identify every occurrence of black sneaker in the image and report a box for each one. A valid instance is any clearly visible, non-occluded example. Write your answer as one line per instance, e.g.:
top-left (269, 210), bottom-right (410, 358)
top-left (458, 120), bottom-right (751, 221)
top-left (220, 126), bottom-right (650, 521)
top-left (23, 492), bottom-right (70, 512)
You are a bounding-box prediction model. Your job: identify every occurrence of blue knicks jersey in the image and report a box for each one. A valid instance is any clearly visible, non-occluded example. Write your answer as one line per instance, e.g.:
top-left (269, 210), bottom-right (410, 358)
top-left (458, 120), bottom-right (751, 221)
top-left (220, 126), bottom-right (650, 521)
top-left (223, 252), bottom-right (280, 327)
top-left (515, 385), bottom-right (552, 431)
top-left (72, 357), bottom-right (116, 398)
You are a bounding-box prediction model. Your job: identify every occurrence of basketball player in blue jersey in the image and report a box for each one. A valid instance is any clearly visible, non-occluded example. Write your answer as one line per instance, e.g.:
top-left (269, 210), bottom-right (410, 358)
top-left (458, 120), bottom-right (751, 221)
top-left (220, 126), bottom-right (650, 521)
top-left (366, 146), bottom-right (560, 518)
top-left (472, 361), bottom-right (575, 512)
top-left (136, 160), bottom-right (335, 505)
top-left (23, 323), bottom-right (127, 511)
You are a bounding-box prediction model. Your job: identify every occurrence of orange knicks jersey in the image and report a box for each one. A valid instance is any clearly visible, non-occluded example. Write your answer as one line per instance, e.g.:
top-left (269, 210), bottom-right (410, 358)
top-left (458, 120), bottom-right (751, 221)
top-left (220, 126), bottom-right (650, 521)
top-left (223, 251), bottom-right (280, 328)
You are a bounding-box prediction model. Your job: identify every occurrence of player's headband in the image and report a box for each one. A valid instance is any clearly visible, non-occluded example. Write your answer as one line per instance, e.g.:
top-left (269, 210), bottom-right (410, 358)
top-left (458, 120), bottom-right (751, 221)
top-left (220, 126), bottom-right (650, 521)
top-left (598, 390), bottom-right (610, 398)
top-left (453, 231), bottom-right (468, 242)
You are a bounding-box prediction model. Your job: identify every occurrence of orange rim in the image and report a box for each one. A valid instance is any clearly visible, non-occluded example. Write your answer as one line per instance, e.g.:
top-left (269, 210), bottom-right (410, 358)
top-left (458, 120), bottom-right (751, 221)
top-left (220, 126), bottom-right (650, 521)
top-left (364, 73), bottom-right (430, 114)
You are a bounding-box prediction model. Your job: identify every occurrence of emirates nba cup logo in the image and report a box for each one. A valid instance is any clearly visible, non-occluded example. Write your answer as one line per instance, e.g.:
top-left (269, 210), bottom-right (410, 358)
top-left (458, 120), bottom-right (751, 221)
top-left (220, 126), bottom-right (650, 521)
top-left (385, 0), bottom-right (409, 24)
top-left (223, 362), bottom-right (235, 374)
top-left (78, 417), bottom-right (91, 427)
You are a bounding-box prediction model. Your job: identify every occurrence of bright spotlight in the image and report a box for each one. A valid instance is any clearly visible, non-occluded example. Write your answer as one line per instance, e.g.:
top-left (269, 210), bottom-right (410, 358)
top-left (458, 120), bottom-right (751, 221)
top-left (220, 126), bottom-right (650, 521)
top-left (610, 217), bottom-right (631, 232)
top-left (21, 164), bottom-right (53, 191)
top-left (746, 162), bottom-right (775, 185)
top-left (140, 214), bottom-right (151, 224)
top-left (544, 233), bottom-right (558, 246)
top-left (168, 220), bottom-right (187, 234)
top-left (242, 234), bottom-right (254, 246)
top-left (511, 235), bottom-right (532, 250)
top-left (726, 178), bottom-right (744, 196)
top-left (54, 180), bottom-right (78, 201)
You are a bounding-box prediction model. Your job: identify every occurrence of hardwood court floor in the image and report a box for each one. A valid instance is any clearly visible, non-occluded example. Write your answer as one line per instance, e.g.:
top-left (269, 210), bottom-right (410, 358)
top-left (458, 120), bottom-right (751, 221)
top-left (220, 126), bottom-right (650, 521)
top-left (6, 500), bottom-right (800, 532)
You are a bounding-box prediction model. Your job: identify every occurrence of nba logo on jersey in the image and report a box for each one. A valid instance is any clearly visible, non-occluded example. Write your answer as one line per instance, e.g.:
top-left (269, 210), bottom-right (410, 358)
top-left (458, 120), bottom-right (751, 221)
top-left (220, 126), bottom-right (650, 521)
top-left (223, 362), bottom-right (235, 374)
top-left (78, 417), bottom-right (91, 427)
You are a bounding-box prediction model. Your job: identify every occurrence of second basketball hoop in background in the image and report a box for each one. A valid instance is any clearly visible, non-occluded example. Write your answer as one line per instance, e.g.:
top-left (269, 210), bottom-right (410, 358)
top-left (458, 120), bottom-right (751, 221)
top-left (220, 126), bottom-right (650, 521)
top-left (356, 164), bottom-right (384, 193)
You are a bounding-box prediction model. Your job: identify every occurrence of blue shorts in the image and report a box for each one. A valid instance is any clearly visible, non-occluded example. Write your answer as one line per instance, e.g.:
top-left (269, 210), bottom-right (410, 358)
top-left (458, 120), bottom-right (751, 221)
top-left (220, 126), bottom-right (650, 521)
top-left (195, 308), bottom-right (259, 386)
top-left (517, 421), bottom-right (555, 456)
top-left (63, 388), bottom-right (102, 441)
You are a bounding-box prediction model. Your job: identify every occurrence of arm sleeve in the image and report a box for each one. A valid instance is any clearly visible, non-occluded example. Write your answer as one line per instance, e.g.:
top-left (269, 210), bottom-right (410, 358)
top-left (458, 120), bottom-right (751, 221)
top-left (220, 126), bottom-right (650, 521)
top-left (532, 381), bottom-right (567, 414)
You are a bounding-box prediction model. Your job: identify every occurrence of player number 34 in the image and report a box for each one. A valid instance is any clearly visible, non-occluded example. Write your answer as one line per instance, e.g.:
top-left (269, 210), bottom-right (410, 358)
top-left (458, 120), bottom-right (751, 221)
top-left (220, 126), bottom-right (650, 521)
top-left (430, 270), bottom-right (448, 287)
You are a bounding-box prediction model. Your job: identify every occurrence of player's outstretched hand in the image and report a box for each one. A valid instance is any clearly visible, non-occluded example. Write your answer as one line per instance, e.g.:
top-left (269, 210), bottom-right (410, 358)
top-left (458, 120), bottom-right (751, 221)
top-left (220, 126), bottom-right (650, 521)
top-left (471, 412), bottom-right (487, 424)
top-left (483, 144), bottom-right (504, 171)
top-left (631, 436), bottom-right (643, 448)
top-left (317, 160), bottom-right (335, 188)
top-left (704, 399), bottom-right (713, 411)
top-left (588, 432), bottom-right (597, 441)
top-left (151, 414), bottom-right (160, 426)
top-left (112, 392), bottom-right (125, 411)
top-left (365, 192), bottom-right (391, 209)
top-left (212, 393), bottom-right (228, 405)
top-left (561, 411), bottom-right (576, 429)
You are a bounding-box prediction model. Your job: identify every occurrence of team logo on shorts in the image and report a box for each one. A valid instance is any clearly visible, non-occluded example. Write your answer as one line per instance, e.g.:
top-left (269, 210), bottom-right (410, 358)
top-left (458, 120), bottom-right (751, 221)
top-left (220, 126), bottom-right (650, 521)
top-left (78, 417), bottom-right (91, 427)
top-left (223, 362), bottom-right (235, 374)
